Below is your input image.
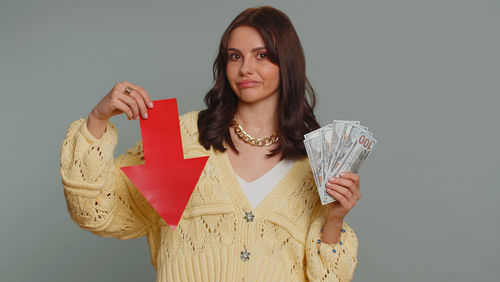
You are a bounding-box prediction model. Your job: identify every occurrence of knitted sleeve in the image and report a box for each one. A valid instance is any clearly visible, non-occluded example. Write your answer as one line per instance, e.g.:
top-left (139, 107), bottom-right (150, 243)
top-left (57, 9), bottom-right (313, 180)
top-left (59, 118), bottom-right (155, 240)
top-left (305, 205), bottom-right (359, 281)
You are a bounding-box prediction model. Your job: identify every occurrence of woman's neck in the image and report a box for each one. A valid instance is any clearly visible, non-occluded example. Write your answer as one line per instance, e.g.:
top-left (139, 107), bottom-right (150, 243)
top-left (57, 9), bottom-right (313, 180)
top-left (235, 101), bottom-right (279, 137)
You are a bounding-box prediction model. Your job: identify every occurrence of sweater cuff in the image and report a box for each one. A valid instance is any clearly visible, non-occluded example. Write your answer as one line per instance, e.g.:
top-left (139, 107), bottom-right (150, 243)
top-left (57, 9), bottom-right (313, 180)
top-left (60, 118), bottom-right (119, 191)
top-left (306, 216), bottom-right (358, 281)
top-left (310, 215), bottom-right (357, 254)
top-left (317, 219), bottom-right (354, 254)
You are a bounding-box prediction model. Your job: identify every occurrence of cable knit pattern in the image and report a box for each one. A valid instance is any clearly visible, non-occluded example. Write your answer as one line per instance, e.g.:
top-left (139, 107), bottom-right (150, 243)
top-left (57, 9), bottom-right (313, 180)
top-left (59, 111), bottom-right (358, 281)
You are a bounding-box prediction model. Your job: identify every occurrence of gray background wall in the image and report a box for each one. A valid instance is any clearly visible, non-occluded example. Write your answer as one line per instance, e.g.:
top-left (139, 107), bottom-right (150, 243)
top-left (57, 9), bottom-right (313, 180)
top-left (1, 0), bottom-right (498, 281)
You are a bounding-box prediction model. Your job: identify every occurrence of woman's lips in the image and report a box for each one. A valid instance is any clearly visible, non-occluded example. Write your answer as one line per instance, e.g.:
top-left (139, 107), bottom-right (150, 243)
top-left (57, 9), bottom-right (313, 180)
top-left (238, 80), bottom-right (261, 88)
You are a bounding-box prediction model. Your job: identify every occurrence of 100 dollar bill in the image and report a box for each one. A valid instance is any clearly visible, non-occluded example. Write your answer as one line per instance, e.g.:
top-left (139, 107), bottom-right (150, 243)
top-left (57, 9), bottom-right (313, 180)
top-left (322, 129), bottom-right (377, 204)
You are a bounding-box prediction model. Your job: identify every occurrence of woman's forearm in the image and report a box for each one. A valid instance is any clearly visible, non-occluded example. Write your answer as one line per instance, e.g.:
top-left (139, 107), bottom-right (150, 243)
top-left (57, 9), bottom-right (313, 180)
top-left (87, 111), bottom-right (108, 139)
top-left (321, 217), bottom-right (343, 244)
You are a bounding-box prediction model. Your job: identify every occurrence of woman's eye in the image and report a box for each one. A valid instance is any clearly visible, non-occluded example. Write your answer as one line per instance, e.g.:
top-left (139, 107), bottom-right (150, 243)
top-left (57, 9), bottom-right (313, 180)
top-left (257, 52), bottom-right (267, 59)
top-left (229, 54), bottom-right (240, 60)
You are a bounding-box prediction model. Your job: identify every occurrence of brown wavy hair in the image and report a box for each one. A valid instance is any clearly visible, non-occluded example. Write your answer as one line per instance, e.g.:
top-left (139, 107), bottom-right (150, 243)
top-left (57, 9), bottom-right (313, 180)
top-left (198, 6), bottom-right (320, 160)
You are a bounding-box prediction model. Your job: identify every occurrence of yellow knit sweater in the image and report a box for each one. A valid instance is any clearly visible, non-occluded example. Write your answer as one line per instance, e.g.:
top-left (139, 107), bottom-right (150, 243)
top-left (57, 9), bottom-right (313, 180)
top-left (59, 110), bottom-right (358, 282)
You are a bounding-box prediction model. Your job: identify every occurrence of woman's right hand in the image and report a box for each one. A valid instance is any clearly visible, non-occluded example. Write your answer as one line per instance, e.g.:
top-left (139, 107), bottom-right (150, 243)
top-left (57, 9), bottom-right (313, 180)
top-left (87, 81), bottom-right (153, 139)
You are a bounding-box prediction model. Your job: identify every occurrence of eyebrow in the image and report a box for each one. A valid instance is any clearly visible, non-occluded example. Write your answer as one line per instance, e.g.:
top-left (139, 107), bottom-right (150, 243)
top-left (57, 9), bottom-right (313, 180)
top-left (227, 46), bottom-right (267, 53)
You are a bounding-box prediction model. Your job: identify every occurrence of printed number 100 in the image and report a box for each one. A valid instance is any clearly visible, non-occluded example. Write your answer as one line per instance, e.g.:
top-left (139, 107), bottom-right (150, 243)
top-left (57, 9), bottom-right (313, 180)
top-left (357, 135), bottom-right (372, 150)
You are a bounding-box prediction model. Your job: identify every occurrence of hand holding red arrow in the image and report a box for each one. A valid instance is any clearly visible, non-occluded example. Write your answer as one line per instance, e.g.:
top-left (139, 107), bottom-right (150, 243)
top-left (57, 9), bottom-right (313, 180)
top-left (120, 98), bottom-right (209, 231)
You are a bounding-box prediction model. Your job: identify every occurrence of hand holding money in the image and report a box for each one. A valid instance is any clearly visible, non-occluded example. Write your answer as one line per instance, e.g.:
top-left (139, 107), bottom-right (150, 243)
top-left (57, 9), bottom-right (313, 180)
top-left (304, 120), bottom-right (377, 205)
top-left (320, 171), bottom-right (361, 244)
top-left (325, 171), bottom-right (361, 221)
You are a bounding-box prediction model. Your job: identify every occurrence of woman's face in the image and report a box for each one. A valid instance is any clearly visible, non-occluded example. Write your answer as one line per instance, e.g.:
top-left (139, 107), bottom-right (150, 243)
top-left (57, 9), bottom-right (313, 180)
top-left (226, 26), bottom-right (280, 105)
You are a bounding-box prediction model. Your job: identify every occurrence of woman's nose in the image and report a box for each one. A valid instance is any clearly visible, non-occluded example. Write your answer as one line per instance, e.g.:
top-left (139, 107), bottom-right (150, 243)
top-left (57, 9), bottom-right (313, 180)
top-left (239, 58), bottom-right (255, 75)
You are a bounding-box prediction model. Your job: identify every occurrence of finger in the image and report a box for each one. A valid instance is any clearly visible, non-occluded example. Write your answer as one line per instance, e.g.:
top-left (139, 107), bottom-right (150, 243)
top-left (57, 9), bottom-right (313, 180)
top-left (112, 98), bottom-right (134, 120)
top-left (114, 83), bottom-right (140, 119)
top-left (326, 183), bottom-right (354, 201)
top-left (328, 177), bottom-right (355, 191)
top-left (129, 91), bottom-right (148, 119)
top-left (339, 172), bottom-right (360, 184)
top-left (122, 81), bottom-right (153, 108)
top-left (339, 172), bottom-right (362, 198)
top-left (330, 176), bottom-right (361, 200)
top-left (326, 188), bottom-right (353, 211)
top-left (117, 92), bottom-right (140, 119)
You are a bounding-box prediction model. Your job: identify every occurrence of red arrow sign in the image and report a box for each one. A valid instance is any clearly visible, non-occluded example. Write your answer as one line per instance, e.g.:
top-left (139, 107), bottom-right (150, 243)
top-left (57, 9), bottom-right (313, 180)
top-left (120, 98), bottom-right (209, 231)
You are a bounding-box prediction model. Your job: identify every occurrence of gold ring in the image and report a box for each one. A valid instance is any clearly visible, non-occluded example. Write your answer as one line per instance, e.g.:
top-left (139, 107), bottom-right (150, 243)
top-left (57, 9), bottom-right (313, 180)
top-left (123, 86), bottom-right (134, 96)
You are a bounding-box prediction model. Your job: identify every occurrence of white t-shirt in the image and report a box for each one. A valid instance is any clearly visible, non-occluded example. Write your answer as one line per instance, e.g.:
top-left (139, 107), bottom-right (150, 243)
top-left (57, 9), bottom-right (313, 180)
top-left (235, 159), bottom-right (296, 209)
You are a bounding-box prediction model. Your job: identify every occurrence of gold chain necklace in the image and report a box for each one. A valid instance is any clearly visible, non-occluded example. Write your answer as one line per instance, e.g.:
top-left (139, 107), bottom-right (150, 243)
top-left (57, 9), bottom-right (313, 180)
top-left (232, 119), bottom-right (279, 147)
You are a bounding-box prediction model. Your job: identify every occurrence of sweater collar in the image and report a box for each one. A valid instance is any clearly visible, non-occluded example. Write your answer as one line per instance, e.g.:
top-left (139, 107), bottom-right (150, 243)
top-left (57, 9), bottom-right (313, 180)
top-left (214, 147), bottom-right (310, 217)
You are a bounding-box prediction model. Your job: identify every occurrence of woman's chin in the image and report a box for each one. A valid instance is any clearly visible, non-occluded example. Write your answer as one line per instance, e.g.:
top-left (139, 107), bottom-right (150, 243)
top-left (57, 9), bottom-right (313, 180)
top-left (236, 91), bottom-right (278, 105)
top-left (238, 96), bottom-right (268, 105)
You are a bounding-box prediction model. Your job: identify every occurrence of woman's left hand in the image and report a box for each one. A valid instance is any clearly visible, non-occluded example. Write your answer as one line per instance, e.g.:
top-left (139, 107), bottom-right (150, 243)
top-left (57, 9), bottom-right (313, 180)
top-left (325, 172), bottom-right (361, 221)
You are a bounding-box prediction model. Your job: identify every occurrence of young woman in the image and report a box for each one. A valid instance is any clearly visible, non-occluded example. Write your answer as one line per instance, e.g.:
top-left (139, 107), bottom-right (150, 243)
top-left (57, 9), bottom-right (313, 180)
top-left (60, 6), bottom-right (361, 281)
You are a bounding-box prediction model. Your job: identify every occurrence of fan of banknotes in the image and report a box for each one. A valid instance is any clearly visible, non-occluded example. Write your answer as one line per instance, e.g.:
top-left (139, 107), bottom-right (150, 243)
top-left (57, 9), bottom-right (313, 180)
top-left (304, 120), bottom-right (377, 205)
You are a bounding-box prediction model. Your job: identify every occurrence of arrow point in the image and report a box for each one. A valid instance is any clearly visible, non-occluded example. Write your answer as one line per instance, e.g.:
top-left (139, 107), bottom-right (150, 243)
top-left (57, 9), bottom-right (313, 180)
top-left (121, 155), bottom-right (209, 229)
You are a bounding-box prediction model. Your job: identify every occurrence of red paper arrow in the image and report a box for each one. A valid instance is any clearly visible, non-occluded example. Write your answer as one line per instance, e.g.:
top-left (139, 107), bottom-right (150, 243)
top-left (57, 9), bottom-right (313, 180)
top-left (120, 98), bottom-right (209, 231)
